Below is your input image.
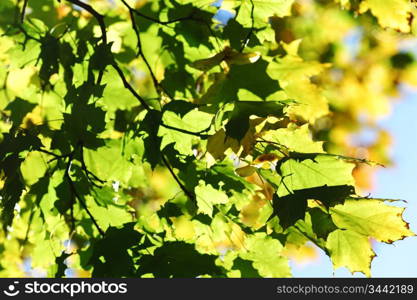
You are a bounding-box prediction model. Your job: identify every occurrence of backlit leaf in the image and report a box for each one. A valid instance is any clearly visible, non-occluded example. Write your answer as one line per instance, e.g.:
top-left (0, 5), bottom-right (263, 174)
top-left (326, 229), bottom-right (375, 277)
top-left (330, 199), bottom-right (415, 243)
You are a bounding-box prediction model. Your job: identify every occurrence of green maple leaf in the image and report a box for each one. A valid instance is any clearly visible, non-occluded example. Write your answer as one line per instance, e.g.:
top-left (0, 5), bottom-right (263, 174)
top-left (262, 123), bottom-right (325, 153)
top-left (270, 185), bottom-right (354, 229)
top-left (159, 108), bottom-right (212, 155)
top-left (239, 232), bottom-right (291, 277)
top-left (225, 101), bottom-right (285, 140)
top-left (4, 97), bottom-right (36, 126)
top-left (195, 181), bottom-right (229, 216)
top-left (277, 155), bottom-right (355, 197)
top-left (236, 0), bottom-right (295, 28)
top-left (136, 241), bottom-right (225, 277)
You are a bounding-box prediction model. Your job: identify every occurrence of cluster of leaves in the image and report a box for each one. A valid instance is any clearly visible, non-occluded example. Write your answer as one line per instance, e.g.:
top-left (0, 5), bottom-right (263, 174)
top-left (0, 0), bottom-right (415, 277)
top-left (282, 0), bottom-right (417, 191)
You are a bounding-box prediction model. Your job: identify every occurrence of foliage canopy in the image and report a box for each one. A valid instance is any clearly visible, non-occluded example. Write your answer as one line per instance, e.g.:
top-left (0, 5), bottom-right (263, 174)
top-left (0, 0), bottom-right (416, 277)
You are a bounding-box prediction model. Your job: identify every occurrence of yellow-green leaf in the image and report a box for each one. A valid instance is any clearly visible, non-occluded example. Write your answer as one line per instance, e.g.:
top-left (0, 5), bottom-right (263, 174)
top-left (262, 123), bottom-right (324, 153)
top-left (267, 54), bottom-right (330, 122)
top-left (240, 233), bottom-right (291, 277)
top-left (330, 199), bottom-right (415, 243)
top-left (326, 229), bottom-right (375, 277)
top-left (359, 0), bottom-right (411, 32)
top-left (195, 182), bottom-right (229, 216)
top-left (236, 0), bottom-right (295, 27)
top-left (278, 155), bottom-right (355, 196)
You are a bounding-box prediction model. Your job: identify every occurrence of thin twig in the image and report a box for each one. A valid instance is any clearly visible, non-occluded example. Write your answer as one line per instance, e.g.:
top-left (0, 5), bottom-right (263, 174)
top-left (160, 122), bottom-right (209, 138)
top-left (124, 1), bottom-right (221, 49)
top-left (67, 177), bottom-right (104, 236)
top-left (132, 10), bottom-right (193, 25)
top-left (65, 0), bottom-right (155, 110)
top-left (37, 148), bottom-right (73, 164)
top-left (120, 0), bottom-right (193, 26)
top-left (64, 149), bottom-right (105, 237)
top-left (293, 223), bottom-right (329, 255)
top-left (256, 138), bottom-right (384, 167)
top-left (22, 206), bottom-right (35, 246)
top-left (66, 0), bottom-right (107, 84)
top-left (37, 148), bottom-right (70, 158)
top-left (79, 143), bottom-right (106, 187)
top-left (161, 155), bottom-right (196, 202)
top-left (38, 145), bottom-right (105, 235)
top-left (112, 63), bottom-right (152, 111)
top-left (14, 22), bottom-right (42, 44)
top-left (66, 0), bottom-right (107, 44)
top-left (64, 150), bottom-right (77, 234)
top-left (20, 0), bottom-right (29, 23)
top-left (239, 0), bottom-right (255, 52)
top-left (120, 0), bottom-right (172, 98)
top-left (70, 197), bottom-right (75, 233)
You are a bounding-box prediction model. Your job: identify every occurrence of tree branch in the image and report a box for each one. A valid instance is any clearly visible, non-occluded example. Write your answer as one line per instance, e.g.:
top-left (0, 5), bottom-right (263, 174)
top-left (160, 123), bottom-right (209, 138)
top-left (239, 0), bottom-right (255, 52)
top-left (64, 150), bottom-right (105, 237)
top-left (66, 0), bottom-right (107, 84)
top-left (112, 62), bottom-right (152, 111)
top-left (120, 0), bottom-right (193, 26)
top-left (79, 143), bottom-right (106, 187)
top-left (124, 0), bottom-right (220, 48)
top-left (37, 148), bottom-right (72, 163)
top-left (66, 0), bottom-right (107, 45)
top-left (20, 0), bottom-right (29, 23)
top-left (161, 155), bottom-right (196, 203)
top-left (120, 0), bottom-right (172, 99)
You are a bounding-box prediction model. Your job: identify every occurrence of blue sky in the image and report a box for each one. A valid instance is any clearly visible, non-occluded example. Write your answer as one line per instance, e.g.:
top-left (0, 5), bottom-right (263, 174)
top-left (368, 85), bottom-right (417, 277)
top-left (291, 85), bottom-right (417, 277)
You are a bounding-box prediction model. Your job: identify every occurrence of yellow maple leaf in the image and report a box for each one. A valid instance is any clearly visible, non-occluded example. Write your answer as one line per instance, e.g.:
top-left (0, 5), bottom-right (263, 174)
top-left (359, 0), bottom-right (412, 32)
